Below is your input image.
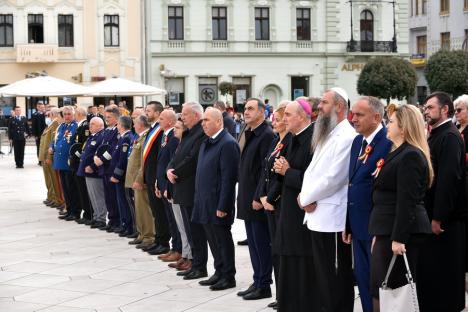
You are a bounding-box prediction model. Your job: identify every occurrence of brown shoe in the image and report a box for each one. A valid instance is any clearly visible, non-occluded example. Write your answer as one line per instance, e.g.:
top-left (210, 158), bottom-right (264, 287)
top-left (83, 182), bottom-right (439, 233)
top-left (162, 252), bottom-right (181, 262)
top-left (158, 251), bottom-right (173, 260)
top-left (169, 258), bottom-right (185, 269)
top-left (177, 259), bottom-right (192, 271)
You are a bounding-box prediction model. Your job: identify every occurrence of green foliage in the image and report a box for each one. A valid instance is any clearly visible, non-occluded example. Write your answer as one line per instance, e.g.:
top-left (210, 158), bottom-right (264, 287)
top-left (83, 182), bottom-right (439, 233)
top-left (357, 57), bottom-right (417, 101)
top-left (219, 81), bottom-right (234, 96)
top-left (425, 50), bottom-right (468, 98)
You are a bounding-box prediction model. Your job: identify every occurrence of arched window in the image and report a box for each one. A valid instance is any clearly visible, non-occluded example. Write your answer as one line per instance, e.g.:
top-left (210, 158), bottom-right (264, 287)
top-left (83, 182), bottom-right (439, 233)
top-left (360, 10), bottom-right (374, 51)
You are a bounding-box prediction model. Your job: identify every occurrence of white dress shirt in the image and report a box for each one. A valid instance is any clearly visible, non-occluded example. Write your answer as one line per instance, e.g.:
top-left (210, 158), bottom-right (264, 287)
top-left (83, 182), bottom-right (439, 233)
top-left (300, 119), bottom-right (357, 232)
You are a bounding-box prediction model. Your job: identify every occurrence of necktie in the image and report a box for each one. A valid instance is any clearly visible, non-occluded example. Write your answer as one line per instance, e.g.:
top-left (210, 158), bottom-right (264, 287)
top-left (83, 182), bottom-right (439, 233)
top-left (360, 139), bottom-right (368, 156)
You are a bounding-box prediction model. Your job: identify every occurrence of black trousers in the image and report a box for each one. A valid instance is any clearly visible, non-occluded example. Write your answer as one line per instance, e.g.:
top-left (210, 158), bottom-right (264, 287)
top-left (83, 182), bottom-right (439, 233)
top-left (103, 174), bottom-right (120, 227)
top-left (310, 230), bottom-right (354, 312)
top-left (203, 223), bottom-right (235, 280)
top-left (147, 183), bottom-right (170, 246)
top-left (162, 197), bottom-right (182, 252)
top-left (13, 139), bottom-right (25, 167)
top-left (125, 188), bottom-right (136, 233)
top-left (35, 137), bottom-right (41, 158)
top-left (180, 204), bottom-right (207, 271)
top-left (266, 211), bottom-right (280, 292)
top-left (59, 170), bottom-right (80, 216)
top-left (73, 173), bottom-right (92, 220)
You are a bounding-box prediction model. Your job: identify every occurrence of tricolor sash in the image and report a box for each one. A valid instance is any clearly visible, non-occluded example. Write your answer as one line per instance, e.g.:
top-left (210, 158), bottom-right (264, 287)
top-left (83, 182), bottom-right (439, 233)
top-left (143, 125), bottom-right (162, 164)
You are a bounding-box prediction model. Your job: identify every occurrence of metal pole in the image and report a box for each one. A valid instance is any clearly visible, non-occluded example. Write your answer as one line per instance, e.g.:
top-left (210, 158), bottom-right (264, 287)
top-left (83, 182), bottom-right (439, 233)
top-left (392, 0), bottom-right (397, 52)
top-left (350, 0), bottom-right (354, 41)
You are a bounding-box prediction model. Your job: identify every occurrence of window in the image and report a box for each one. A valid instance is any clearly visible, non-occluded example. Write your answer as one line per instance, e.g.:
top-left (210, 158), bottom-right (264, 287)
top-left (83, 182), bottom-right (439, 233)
top-left (168, 6), bottom-right (184, 40)
top-left (417, 35), bottom-right (427, 55)
top-left (415, 0), bottom-right (419, 15)
top-left (255, 7), bottom-right (269, 40)
top-left (360, 10), bottom-right (374, 51)
top-left (104, 15), bottom-right (119, 47)
top-left (440, 0), bottom-right (449, 14)
top-left (422, 0), bottom-right (427, 14)
top-left (198, 77), bottom-right (218, 105)
top-left (28, 14), bottom-right (43, 43)
top-left (441, 32), bottom-right (450, 50)
top-left (465, 0), bottom-right (468, 10)
top-left (212, 7), bottom-right (227, 40)
top-left (291, 77), bottom-right (309, 100)
top-left (165, 77), bottom-right (185, 106)
top-left (296, 8), bottom-right (311, 41)
top-left (0, 14), bottom-right (13, 47)
top-left (58, 14), bottom-right (73, 47)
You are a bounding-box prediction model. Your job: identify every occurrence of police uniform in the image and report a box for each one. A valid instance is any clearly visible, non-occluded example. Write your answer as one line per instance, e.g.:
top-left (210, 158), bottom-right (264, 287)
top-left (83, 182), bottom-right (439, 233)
top-left (109, 130), bottom-right (134, 235)
top-left (8, 115), bottom-right (30, 168)
top-left (52, 121), bottom-right (79, 218)
top-left (31, 110), bottom-right (47, 159)
top-left (94, 125), bottom-right (120, 231)
top-left (69, 119), bottom-right (92, 222)
top-left (77, 129), bottom-right (107, 227)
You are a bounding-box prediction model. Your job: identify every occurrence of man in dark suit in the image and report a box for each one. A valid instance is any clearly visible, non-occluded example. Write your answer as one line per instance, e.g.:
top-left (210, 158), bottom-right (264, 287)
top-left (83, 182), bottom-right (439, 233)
top-left (31, 102), bottom-right (47, 162)
top-left (155, 109), bottom-right (182, 262)
top-left (192, 107), bottom-right (239, 291)
top-left (8, 106), bottom-right (30, 168)
top-left (140, 101), bottom-right (171, 255)
top-left (236, 98), bottom-right (275, 300)
top-left (87, 105), bottom-right (105, 123)
top-left (272, 100), bottom-right (314, 311)
top-left (214, 100), bottom-right (236, 138)
top-left (418, 92), bottom-right (467, 312)
top-left (167, 101), bottom-right (208, 280)
top-left (343, 96), bottom-right (392, 312)
top-left (68, 107), bottom-right (91, 222)
top-left (93, 106), bottom-right (121, 232)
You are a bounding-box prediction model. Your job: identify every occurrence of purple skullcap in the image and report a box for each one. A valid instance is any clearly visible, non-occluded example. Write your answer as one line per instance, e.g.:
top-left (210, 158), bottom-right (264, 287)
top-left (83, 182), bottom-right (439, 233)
top-left (296, 99), bottom-right (312, 116)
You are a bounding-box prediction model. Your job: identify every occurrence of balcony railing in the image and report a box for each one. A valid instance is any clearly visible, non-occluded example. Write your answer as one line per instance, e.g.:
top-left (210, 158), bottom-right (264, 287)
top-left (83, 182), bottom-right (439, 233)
top-left (346, 40), bottom-right (397, 53)
top-left (16, 44), bottom-right (58, 63)
top-left (211, 41), bottom-right (229, 49)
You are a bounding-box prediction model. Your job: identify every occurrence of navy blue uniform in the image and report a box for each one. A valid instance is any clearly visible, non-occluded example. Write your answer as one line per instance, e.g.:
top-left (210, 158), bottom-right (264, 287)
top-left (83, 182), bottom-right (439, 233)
top-left (8, 115), bottom-right (30, 167)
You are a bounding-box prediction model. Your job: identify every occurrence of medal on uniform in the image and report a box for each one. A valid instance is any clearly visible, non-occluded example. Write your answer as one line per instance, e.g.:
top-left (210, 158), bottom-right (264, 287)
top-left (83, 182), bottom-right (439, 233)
top-left (358, 145), bottom-right (373, 164)
top-left (270, 143), bottom-right (284, 158)
top-left (162, 135), bottom-right (169, 147)
top-left (91, 141), bottom-right (96, 146)
top-left (371, 158), bottom-right (385, 178)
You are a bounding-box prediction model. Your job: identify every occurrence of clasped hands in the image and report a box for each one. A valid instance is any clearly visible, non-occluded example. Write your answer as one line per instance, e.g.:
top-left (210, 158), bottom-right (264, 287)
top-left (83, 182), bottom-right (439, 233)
top-left (273, 156), bottom-right (290, 176)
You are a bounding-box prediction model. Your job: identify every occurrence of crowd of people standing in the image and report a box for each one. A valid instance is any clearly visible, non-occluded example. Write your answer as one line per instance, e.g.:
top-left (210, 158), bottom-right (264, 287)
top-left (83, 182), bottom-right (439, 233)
top-left (6, 88), bottom-right (468, 312)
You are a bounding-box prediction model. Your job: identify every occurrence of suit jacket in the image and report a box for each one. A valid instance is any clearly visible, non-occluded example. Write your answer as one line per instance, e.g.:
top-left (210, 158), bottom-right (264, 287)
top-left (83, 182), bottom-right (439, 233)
top-left (69, 119), bottom-right (90, 172)
top-left (52, 121), bottom-right (78, 171)
top-left (8, 116), bottom-right (29, 140)
top-left (346, 127), bottom-right (392, 240)
top-left (168, 122), bottom-right (207, 207)
top-left (237, 120), bottom-right (275, 222)
top-left (77, 129), bottom-right (105, 178)
top-left (143, 123), bottom-right (163, 186)
top-left (425, 121), bottom-right (467, 224)
top-left (192, 129), bottom-right (240, 225)
top-left (31, 111), bottom-right (46, 137)
top-left (125, 130), bottom-right (148, 188)
top-left (110, 130), bottom-right (133, 181)
top-left (223, 111), bottom-right (236, 138)
top-left (38, 120), bottom-right (59, 163)
top-left (275, 124), bottom-right (314, 256)
top-left (301, 119), bottom-right (357, 232)
top-left (156, 128), bottom-right (179, 194)
top-left (369, 143), bottom-right (432, 243)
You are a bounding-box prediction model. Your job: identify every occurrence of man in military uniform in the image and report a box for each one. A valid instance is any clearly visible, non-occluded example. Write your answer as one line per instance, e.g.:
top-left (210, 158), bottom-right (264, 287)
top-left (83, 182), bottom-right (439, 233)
top-left (93, 106), bottom-right (121, 232)
top-left (50, 106), bottom-right (79, 220)
top-left (69, 107), bottom-right (92, 223)
top-left (126, 114), bottom-right (155, 248)
top-left (40, 107), bottom-right (64, 209)
top-left (8, 106), bottom-right (30, 168)
top-left (110, 116), bottom-right (134, 236)
top-left (31, 102), bottom-right (47, 163)
top-left (78, 117), bottom-right (107, 228)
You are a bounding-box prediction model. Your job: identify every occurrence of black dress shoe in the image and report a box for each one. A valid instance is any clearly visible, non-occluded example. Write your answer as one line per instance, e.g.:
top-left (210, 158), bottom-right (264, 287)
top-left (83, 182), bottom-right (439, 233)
top-left (129, 238), bottom-right (143, 245)
top-left (141, 243), bottom-right (158, 251)
top-left (105, 225), bottom-right (115, 232)
top-left (267, 301), bottom-right (278, 308)
top-left (126, 232), bottom-right (138, 239)
top-left (43, 200), bottom-right (52, 205)
top-left (59, 210), bottom-right (68, 216)
top-left (91, 221), bottom-right (105, 228)
top-left (76, 218), bottom-right (87, 224)
top-left (243, 287), bottom-right (272, 300)
top-left (199, 274), bottom-right (220, 286)
top-left (237, 284), bottom-right (256, 297)
top-left (210, 279), bottom-right (236, 291)
top-left (112, 227), bottom-right (122, 233)
top-left (237, 239), bottom-right (248, 246)
top-left (99, 223), bottom-right (110, 230)
top-left (147, 245), bottom-right (170, 255)
top-left (177, 268), bottom-right (192, 276)
top-left (84, 219), bottom-right (94, 226)
top-left (183, 269), bottom-right (208, 280)
top-left (65, 215), bottom-right (78, 221)
top-left (119, 230), bottom-right (130, 237)
top-left (58, 214), bottom-right (70, 220)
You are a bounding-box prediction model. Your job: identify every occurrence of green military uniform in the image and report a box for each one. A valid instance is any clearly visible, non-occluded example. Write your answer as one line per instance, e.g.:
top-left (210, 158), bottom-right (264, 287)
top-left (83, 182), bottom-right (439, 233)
top-left (39, 120), bottom-right (63, 206)
top-left (125, 129), bottom-right (155, 244)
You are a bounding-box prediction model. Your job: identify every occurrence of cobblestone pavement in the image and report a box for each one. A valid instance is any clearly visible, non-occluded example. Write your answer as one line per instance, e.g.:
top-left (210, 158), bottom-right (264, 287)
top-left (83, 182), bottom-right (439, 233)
top-left (0, 147), bottom-right (368, 311)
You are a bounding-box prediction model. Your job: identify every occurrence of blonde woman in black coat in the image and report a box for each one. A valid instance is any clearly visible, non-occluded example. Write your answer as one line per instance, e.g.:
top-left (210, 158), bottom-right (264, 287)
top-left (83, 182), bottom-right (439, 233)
top-left (368, 104), bottom-right (433, 312)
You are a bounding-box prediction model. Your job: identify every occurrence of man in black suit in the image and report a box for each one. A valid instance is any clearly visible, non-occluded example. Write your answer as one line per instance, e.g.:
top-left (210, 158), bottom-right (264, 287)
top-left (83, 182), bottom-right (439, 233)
top-left (8, 106), bottom-right (30, 168)
top-left (418, 92), bottom-right (467, 312)
top-left (87, 105), bottom-right (105, 123)
top-left (141, 101), bottom-right (171, 255)
top-left (167, 101), bottom-right (208, 280)
top-left (68, 107), bottom-right (92, 223)
top-left (214, 100), bottom-right (236, 138)
top-left (155, 109), bottom-right (182, 262)
top-left (31, 102), bottom-right (47, 162)
top-left (236, 98), bottom-right (275, 300)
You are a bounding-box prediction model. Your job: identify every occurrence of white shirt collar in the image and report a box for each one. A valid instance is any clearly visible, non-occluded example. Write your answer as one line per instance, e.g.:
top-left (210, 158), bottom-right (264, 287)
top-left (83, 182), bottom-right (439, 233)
top-left (77, 119), bottom-right (86, 127)
top-left (295, 123), bottom-right (311, 136)
top-left (364, 123), bottom-right (383, 144)
top-left (164, 127), bottom-right (174, 135)
top-left (211, 128), bottom-right (223, 139)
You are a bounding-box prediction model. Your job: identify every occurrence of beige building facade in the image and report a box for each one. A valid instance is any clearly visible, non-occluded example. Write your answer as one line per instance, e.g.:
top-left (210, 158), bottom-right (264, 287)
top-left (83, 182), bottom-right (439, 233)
top-left (0, 0), bottom-right (143, 114)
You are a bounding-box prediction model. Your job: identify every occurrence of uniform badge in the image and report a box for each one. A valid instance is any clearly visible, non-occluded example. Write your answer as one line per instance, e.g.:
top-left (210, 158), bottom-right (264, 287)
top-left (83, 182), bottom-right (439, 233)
top-left (123, 144), bottom-right (128, 153)
top-left (91, 141), bottom-right (96, 146)
top-left (85, 130), bottom-right (90, 137)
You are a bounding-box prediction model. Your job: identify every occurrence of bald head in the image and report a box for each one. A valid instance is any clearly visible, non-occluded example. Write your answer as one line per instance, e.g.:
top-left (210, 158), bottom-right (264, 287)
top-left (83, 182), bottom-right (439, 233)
top-left (159, 109), bottom-right (177, 131)
top-left (75, 107), bottom-right (87, 121)
top-left (284, 101), bottom-right (312, 134)
top-left (202, 107), bottom-right (224, 137)
top-left (89, 116), bottom-right (105, 134)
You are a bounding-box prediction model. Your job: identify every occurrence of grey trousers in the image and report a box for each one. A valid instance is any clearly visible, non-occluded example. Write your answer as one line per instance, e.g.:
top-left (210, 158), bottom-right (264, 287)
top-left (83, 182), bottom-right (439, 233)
top-left (85, 177), bottom-right (107, 223)
top-left (172, 203), bottom-right (192, 259)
